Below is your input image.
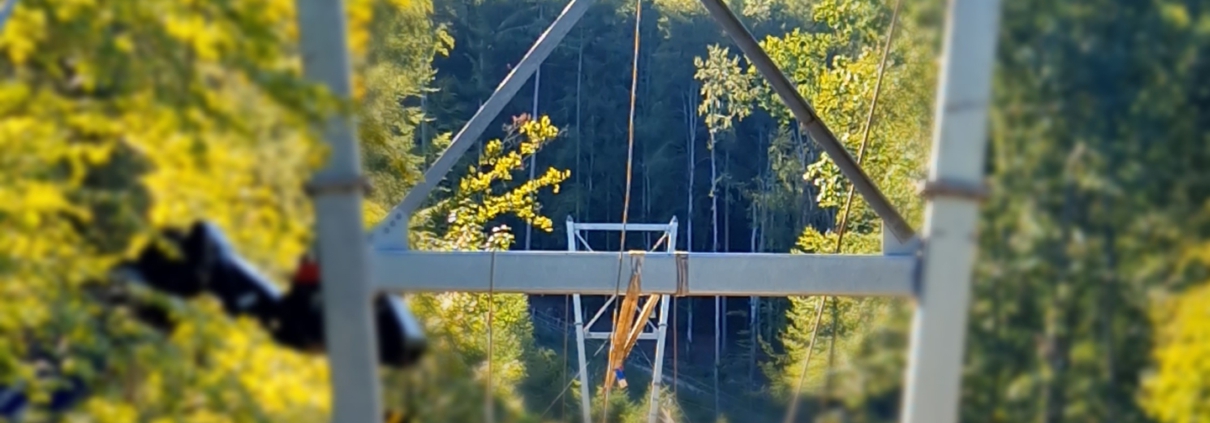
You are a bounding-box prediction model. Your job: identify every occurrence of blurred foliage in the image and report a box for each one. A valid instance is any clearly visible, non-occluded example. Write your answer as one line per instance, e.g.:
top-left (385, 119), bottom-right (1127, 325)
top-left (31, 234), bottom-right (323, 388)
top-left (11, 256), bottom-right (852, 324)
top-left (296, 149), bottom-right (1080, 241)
top-left (1142, 281), bottom-right (1210, 422)
top-left (0, 0), bottom-right (442, 421)
top-left (962, 0), bottom-right (1210, 421)
top-left (694, 0), bottom-right (931, 416)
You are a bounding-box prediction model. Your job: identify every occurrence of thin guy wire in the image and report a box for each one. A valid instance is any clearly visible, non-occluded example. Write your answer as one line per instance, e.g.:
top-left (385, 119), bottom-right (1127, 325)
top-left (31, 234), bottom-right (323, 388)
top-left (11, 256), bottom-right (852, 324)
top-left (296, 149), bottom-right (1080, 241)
top-left (782, 0), bottom-right (903, 421)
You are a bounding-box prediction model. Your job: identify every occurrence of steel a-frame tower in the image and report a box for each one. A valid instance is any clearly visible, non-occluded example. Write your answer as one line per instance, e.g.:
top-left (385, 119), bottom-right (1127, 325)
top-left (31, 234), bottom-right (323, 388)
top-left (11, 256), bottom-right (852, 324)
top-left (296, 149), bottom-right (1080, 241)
top-left (566, 217), bottom-right (678, 423)
top-left (293, 0), bottom-right (1001, 422)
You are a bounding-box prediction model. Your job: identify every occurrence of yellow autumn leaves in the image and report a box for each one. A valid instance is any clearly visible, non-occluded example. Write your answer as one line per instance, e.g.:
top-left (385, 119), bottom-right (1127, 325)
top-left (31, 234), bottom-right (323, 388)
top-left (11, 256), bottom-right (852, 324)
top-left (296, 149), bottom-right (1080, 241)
top-left (0, 0), bottom-right (425, 421)
top-left (1142, 275), bottom-right (1210, 421)
top-left (441, 115), bottom-right (570, 251)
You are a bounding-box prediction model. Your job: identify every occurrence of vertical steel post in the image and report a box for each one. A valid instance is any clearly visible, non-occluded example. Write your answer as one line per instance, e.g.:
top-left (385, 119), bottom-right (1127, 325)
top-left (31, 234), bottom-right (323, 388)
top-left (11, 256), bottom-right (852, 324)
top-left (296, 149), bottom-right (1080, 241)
top-left (567, 218), bottom-right (594, 423)
top-left (294, 1), bottom-right (381, 422)
top-left (646, 218), bottom-right (677, 423)
top-left (901, 0), bottom-right (1000, 422)
top-left (573, 294), bottom-right (593, 423)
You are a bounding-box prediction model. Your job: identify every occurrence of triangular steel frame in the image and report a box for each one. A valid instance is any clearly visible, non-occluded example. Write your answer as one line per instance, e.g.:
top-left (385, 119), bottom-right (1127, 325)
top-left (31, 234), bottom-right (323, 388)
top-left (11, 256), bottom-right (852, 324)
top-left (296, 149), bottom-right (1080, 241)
top-left (566, 217), bottom-right (677, 423)
top-left (293, 0), bottom-right (1004, 421)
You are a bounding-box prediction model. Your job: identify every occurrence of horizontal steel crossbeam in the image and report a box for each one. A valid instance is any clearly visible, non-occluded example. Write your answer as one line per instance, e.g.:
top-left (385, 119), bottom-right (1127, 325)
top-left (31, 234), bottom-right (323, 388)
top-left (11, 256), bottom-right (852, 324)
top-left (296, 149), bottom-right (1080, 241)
top-left (371, 250), bottom-right (916, 296)
top-left (586, 332), bottom-right (659, 340)
top-left (570, 222), bottom-right (674, 232)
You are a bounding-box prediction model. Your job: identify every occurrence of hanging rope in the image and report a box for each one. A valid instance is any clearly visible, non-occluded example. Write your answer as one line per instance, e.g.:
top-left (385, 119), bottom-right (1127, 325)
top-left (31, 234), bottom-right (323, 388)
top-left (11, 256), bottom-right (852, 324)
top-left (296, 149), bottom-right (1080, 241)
top-left (782, 0), bottom-right (902, 421)
top-left (602, 0), bottom-right (644, 418)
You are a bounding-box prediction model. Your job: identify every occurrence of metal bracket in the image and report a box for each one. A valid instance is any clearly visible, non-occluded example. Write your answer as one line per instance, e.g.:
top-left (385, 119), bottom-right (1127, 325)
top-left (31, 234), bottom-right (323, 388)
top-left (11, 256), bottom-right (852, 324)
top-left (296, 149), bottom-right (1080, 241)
top-left (674, 253), bottom-right (689, 297)
top-left (916, 178), bottom-right (988, 202)
top-left (305, 175), bottom-right (373, 197)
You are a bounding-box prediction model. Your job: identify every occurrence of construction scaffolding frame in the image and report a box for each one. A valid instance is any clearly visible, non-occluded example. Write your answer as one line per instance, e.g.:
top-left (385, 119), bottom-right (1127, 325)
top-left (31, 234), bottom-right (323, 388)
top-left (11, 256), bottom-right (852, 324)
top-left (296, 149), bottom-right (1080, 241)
top-left (293, 0), bottom-right (1002, 422)
top-left (565, 216), bottom-right (678, 423)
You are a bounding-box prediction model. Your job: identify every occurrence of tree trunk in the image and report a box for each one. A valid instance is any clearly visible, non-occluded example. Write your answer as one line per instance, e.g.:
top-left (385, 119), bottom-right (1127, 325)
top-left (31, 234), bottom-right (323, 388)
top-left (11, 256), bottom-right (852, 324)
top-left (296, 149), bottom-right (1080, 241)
top-left (1042, 161), bottom-right (1082, 423)
top-left (1099, 224), bottom-right (1118, 422)
top-left (710, 132), bottom-right (719, 254)
top-left (722, 145), bottom-right (729, 354)
top-left (420, 94), bottom-right (428, 164)
top-left (749, 195), bottom-right (758, 386)
top-left (574, 28), bottom-right (583, 221)
top-left (709, 126), bottom-right (720, 420)
top-left (791, 125), bottom-right (810, 230)
top-left (684, 89), bottom-right (697, 345)
top-left (644, 156), bottom-right (651, 246)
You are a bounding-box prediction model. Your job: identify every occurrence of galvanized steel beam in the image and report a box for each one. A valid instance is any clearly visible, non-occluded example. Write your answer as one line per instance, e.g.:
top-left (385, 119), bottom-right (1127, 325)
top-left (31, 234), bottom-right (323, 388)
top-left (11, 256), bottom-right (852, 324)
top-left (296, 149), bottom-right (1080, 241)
top-left (371, 250), bottom-right (917, 297)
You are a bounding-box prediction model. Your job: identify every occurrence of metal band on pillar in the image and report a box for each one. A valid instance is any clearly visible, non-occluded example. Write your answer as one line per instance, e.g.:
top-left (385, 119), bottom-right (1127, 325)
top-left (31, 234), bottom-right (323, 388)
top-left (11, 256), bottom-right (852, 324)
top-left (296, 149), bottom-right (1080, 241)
top-left (916, 178), bottom-right (989, 202)
top-left (304, 175), bottom-right (373, 197)
top-left (674, 253), bottom-right (689, 297)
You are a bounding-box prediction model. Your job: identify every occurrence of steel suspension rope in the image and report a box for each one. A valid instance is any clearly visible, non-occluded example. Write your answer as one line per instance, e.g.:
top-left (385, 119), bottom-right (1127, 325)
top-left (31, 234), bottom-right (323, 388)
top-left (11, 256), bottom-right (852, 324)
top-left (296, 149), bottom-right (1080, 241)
top-left (602, 0), bottom-right (644, 419)
top-left (782, 0), bottom-right (903, 421)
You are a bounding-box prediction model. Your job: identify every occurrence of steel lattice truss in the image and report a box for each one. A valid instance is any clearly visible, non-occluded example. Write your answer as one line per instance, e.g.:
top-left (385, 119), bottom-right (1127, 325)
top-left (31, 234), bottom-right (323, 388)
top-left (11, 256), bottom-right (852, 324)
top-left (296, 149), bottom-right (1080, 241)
top-left (292, 0), bottom-right (1002, 421)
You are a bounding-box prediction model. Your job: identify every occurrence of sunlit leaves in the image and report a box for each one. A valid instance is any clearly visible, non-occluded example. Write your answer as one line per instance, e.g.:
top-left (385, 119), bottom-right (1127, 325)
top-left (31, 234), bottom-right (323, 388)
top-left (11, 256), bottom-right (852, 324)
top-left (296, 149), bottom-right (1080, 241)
top-left (390, 115), bottom-right (570, 421)
top-left (693, 0), bottom-right (933, 409)
top-left (433, 114), bottom-right (570, 252)
top-left (358, 0), bottom-right (452, 207)
top-left (694, 45), bottom-right (757, 136)
top-left (696, 0), bottom-right (929, 227)
top-left (1142, 283), bottom-right (1210, 422)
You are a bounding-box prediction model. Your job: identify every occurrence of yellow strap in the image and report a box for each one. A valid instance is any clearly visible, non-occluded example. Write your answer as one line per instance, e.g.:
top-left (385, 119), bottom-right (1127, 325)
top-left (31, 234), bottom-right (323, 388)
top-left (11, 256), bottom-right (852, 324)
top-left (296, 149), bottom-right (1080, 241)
top-left (605, 255), bottom-right (662, 389)
top-left (621, 295), bottom-right (659, 355)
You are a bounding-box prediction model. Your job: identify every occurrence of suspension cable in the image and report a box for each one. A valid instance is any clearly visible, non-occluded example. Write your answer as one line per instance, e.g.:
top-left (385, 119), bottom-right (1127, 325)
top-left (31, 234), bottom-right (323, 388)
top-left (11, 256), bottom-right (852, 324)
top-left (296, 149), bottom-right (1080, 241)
top-left (782, 0), bottom-right (902, 421)
top-left (603, 0), bottom-right (644, 419)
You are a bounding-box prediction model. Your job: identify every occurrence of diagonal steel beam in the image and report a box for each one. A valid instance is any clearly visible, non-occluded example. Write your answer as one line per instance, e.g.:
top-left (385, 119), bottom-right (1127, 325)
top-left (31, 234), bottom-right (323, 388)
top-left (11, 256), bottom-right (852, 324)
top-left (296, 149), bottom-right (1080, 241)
top-left (697, 0), bottom-right (916, 242)
top-left (370, 0), bottom-right (596, 249)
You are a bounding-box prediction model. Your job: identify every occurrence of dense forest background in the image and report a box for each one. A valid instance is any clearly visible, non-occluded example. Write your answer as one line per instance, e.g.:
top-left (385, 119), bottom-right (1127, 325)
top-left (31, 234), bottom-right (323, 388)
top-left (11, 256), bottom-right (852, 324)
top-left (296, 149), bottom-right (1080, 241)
top-left (2, 0), bottom-right (1210, 422)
